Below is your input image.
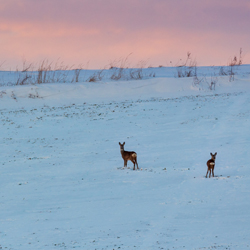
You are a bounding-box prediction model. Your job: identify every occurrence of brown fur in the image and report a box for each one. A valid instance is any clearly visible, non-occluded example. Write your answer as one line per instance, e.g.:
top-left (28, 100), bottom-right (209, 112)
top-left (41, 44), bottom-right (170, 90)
top-left (119, 142), bottom-right (139, 170)
top-left (206, 152), bottom-right (217, 178)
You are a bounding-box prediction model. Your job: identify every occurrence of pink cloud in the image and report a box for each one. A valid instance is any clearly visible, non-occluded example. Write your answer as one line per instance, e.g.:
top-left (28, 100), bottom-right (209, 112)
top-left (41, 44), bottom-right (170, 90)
top-left (0, 0), bottom-right (249, 69)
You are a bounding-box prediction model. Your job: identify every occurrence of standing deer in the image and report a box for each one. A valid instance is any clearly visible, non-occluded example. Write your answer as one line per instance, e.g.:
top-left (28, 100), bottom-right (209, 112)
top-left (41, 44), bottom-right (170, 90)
top-left (206, 152), bottom-right (217, 178)
top-left (119, 142), bottom-right (139, 170)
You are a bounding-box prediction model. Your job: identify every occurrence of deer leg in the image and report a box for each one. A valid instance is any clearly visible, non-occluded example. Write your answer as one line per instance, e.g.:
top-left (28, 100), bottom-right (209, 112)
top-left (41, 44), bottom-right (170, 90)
top-left (135, 158), bottom-right (139, 169)
top-left (134, 159), bottom-right (139, 170)
top-left (212, 167), bottom-right (215, 177)
top-left (131, 160), bottom-right (136, 170)
top-left (124, 160), bottom-right (128, 168)
top-left (206, 169), bottom-right (209, 178)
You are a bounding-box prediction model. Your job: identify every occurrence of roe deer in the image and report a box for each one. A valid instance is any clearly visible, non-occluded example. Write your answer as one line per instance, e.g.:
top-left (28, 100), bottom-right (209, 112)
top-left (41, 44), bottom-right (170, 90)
top-left (206, 152), bottom-right (217, 178)
top-left (119, 142), bottom-right (139, 170)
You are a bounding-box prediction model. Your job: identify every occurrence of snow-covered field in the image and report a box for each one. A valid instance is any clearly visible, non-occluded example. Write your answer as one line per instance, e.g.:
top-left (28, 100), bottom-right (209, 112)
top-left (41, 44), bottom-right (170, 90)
top-left (1, 65), bottom-right (250, 249)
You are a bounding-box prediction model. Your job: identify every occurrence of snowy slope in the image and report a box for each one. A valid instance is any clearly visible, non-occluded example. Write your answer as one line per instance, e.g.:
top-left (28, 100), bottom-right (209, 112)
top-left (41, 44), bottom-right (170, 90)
top-left (0, 65), bottom-right (250, 250)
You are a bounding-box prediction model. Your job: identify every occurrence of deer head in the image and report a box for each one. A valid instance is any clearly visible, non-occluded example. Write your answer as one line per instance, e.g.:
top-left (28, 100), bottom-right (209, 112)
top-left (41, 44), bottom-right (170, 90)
top-left (119, 142), bottom-right (125, 151)
top-left (210, 152), bottom-right (217, 160)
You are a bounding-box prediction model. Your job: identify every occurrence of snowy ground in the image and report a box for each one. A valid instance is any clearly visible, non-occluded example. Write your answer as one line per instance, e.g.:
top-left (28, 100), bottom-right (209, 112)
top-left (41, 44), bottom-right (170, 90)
top-left (0, 65), bottom-right (250, 249)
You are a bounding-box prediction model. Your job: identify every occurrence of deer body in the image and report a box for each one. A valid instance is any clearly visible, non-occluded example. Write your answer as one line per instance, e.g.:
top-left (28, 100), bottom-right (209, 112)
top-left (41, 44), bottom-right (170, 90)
top-left (119, 142), bottom-right (139, 170)
top-left (206, 152), bottom-right (217, 178)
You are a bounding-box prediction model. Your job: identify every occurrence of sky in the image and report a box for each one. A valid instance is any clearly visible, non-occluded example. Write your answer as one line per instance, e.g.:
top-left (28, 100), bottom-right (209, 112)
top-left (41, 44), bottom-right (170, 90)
top-left (0, 0), bottom-right (250, 70)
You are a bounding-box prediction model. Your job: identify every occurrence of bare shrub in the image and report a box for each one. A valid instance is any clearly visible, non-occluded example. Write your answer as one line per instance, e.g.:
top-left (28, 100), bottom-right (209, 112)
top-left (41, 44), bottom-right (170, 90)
top-left (227, 48), bottom-right (243, 82)
top-left (73, 69), bottom-right (81, 82)
top-left (229, 48), bottom-right (243, 66)
top-left (28, 89), bottom-right (41, 99)
top-left (16, 73), bottom-right (31, 85)
top-left (4, 56), bottom-right (156, 85)
top-left (0, 91), bottom-right (7, 98)
top-left (228, 61), bottom-right (235, 82)
top-left (87, 70), bottom-right (104, 82)
top-left (130, 60), bottom-right (150, 80)
top-left (11, 91), bottom-right (17, 101)
top-left (219, 67), bottom-right (227, 76)
top-left (109, 54), bottom-right (132, 70)
top-left (71, 64), bottom-right (83, 83)
top-left (88, 74), bottom-right (98, 82)
top-left (37, 60), bottom-right (52, 84)
top-left (207, 76), bottom-right (218, 90)
top-left (229, 68), bottom-right (235, 82)
top-left (109, 58), bottom-right (154, 81)
top-left (193, 76), bottom-right (204, 87)
top-left (36, 59), bottom-right (73, 84)
top-left (149, 72), bottom-right (156, 78)
top-left (21, 59), bottom-right (34, 72)
top-left (109, 54), bottom-right (132, 80)
top-left (176, 52), bottom-right (197, 78)
top-left (96, 70), bottom-right (105, 81)
top-left (110, 67), bottom-right (124, 80)
top-left (193, 75), bottom-right (217, 90)
top-left (129, 68), bottom-right (143, 80)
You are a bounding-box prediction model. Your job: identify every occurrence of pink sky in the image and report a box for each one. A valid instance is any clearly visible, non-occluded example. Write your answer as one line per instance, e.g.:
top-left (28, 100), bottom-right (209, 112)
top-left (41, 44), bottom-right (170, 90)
top-left (0, 0), bottom-right (250, 69)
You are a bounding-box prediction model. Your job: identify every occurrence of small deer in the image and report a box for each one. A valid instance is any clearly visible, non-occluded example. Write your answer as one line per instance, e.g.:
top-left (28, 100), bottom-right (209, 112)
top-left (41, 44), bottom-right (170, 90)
top-left (206, 152), bottom-right (217, 178)
top-left (119, 142), bottom-right (139, 170)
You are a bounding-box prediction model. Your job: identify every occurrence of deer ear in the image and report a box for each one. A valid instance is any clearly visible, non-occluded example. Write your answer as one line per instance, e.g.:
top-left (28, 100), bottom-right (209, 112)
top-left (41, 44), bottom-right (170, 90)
top-left (210, 153), bottom-right (212, 156)
top-left (119, 142), bottom-right (121, 145)
top-left (215, 152), bottom-right (217, 155)
top-left (123, 142), bottom-right (125, 145)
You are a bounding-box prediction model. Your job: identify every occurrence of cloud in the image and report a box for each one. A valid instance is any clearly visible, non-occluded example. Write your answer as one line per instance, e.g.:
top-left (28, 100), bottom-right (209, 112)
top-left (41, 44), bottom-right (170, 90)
top-left (0, 0), bottom-right (249, 68)
top-left (1, 0), bottom-right (249, 32)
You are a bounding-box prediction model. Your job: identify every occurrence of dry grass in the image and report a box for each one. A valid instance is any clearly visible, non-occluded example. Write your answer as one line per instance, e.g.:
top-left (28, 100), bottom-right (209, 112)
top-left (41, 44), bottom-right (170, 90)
top-left (37, 59), bottom-right (74, 84)
top-left (109, 54), bottom-right (134, 80)
top-left (21, 59), bottom-right (34, 72)
top-left (73, 67), bottom-right (82, 83)
top-left (227, 48), bottom-right (243, 82)
top-left (108, 57), bottom-right (154, 81)
top-left (228, 48), bottom-right (243, 66)
top-left (12, 59), bottom-right (77, 85)
top-left (192, 75), bottom-right (218, 90)
top-left (87, 70), bottom-right (104, 82)
top-left (176, 52), bottom-right (197, 78)
top-left (16, 73), bottom-right (32, 85)
top-left (1, 49), bottom-right (246, 86)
